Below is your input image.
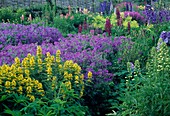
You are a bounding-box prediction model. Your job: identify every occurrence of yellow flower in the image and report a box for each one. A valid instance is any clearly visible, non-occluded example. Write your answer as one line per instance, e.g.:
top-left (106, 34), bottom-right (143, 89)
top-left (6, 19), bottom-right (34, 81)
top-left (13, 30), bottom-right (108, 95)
top-left (27, 53), bottom-right (32, 58)
top-left (37, 46), bottom-right (42, 58)
top-left (12, 80), bottom-right (16, 87)
top-left (46, 52), bottom-right (51, 57)
top-left (25, 69), bottom-right (30, 77)
top-left (37, 83), bottom-right (43, 89)
top-left (30, 56), bottom-right (35, 68)
top-left (14, 57), bottom-right (20, 67)
top-left (58, 64), bottom-right (62, 69)
top-left (18, 74), bottom-right (24, 81)
top-left (46, 66), bottom-right (52, 75)
top-left (88, 71), bottom-right (92, 79)
top-left (5, 81), bottom-right (10, 88)
top-left (68, 74), bottom-right (73, 80)
top-left (52, 76), bottom-right (57, 81)
top-left (29, 95), bottom-right (35, 101)
top-left (75, 76), bottom-right (79, 81)
top-left (26, 86), bottom-right (32, 93)
top-left (38, 58), bottom-right (42, 65)
top-left (17, 67), bottom-right (23, 74)
top-left (65, 81), bottom-right (72, 90)
top-left (80, 74), bottom-right (84, 80)
top-left (17, 86), bottom-right (23, 94)
top-left (27, 94), bottom-right (35, 101)
top-left (80, 91), bottom-right (83, 98)
top-left (56, 50), bottom-right (61, 55)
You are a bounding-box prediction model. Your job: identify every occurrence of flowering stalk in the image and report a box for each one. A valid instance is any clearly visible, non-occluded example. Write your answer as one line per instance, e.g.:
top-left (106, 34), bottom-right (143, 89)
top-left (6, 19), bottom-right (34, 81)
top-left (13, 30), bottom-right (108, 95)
top-left (105, 18), bottom-right (112, 36)
top-left (128, 22), bottom-right (131, 33)
top-left (78, 24), bottom-right (82, 33)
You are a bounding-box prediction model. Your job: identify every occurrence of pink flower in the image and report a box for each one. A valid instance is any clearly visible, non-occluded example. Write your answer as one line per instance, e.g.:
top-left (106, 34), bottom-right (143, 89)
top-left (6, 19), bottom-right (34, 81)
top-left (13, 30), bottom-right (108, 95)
top-left (21, 15), bottom-right (24, 21)
top-left (28, 14), bottom-right (32, 21)
top-left (90, 30), bottom-right (95, 35)
top-left (68, 5), bottom-right (71, 15)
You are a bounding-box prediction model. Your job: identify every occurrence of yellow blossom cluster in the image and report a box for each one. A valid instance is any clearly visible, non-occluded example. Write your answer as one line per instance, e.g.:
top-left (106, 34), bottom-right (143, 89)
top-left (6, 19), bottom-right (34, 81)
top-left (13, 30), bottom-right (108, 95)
top-left (62, 60), bottom-right (87, 98)
top-left (0, 63), bottom-right (44, 102)
top-left (0, 46), bottom-right (92, 102)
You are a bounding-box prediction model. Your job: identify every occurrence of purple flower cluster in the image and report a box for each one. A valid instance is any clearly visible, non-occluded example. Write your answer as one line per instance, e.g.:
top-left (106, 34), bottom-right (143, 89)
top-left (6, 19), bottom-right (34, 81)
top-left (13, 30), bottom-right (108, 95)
top-left (0, 23), bottom-right (63, 48)
top-left (160, 31), bottom-right (170, 45)
top-left (142, 5), bottom-right (170, 24)
top-left (100, 1), bottom-right (111, 14)
top-left (124, 11), bottom-right (145, 23)
top-left (1, 34), bottom-right (125, 82)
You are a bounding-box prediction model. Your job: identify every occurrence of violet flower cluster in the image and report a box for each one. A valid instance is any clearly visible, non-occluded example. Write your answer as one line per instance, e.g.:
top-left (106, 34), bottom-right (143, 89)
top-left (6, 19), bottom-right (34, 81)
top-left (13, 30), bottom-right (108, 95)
top-left (100, 1), bottom-right (111, 14)
top-left (0, 23), bottom-right (63, 48)
top-left (160, 31), bottom-right (170, 45)
top-left (142, 5), bottom-right (170, 24)
top-left (1, 34), bottom-right (129, 82)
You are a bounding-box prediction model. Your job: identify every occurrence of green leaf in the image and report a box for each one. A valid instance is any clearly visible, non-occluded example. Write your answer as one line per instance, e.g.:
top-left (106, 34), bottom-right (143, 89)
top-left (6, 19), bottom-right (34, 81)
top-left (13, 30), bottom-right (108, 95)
top-left (0, 95), bottom-right (8, 102)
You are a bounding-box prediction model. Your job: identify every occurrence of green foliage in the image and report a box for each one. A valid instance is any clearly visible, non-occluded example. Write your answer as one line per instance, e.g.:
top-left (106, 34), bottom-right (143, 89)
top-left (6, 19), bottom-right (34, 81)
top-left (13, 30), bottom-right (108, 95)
top-left (113, 39), bottom-right (170, 115)
top-left (0, 7), bottom-right (27, 24)
top-left (0, 7), bottom-right (14, 22)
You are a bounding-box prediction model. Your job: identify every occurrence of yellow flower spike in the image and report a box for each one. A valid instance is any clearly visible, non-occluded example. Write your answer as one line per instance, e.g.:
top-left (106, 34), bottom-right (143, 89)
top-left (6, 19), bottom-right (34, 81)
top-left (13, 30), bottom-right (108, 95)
top-left (14, 57), bottom-right (20, 67)
top-left (5, 81), bottom-right (11, 88)
top-left (46, 66), bottom-right (52, 75)
top-left (29, 95), bottom-right (35, 101)
top-left (30, 56), bottom-right (35, 68)
top-left (51, 56), bottom-right (55, 62)
top-left (37, 46), bottom-right (42, 58)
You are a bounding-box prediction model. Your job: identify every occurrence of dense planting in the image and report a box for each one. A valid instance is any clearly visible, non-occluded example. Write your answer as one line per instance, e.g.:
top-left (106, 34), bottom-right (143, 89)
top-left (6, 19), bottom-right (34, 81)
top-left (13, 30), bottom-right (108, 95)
top-left (0, 1), bottom-right (170, 115)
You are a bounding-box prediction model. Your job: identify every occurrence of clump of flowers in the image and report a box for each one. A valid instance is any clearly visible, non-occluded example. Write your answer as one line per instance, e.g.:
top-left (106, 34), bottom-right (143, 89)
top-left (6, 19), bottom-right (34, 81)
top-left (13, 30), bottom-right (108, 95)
top-left (0, 59), bottom-right (45, 102)
top-left (159, 31), bottom-right (170, 45)
top-left (142, 5), bottom-right (170, 24)
top-left (0, 23), bottom-right (63, 48)
top-left (0, 46), bottom-right (90, 101)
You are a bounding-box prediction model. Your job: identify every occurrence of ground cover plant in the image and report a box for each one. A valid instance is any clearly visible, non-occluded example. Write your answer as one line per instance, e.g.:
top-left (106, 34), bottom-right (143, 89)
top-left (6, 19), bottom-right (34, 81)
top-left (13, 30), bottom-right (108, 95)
top-left (0, 0), bottom-right (170, 115)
